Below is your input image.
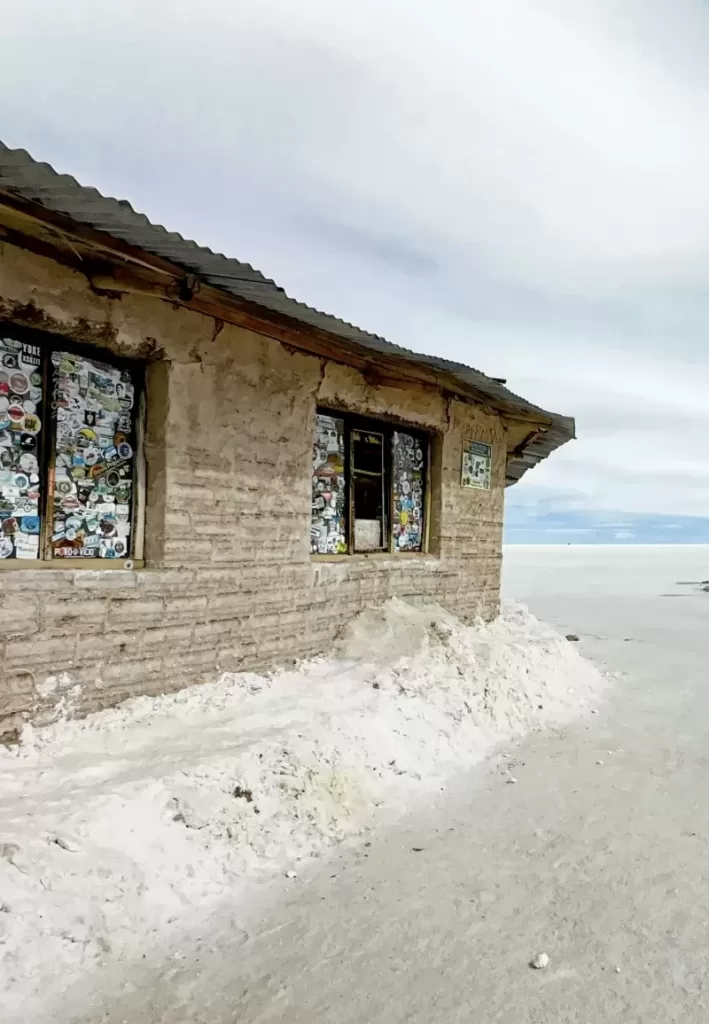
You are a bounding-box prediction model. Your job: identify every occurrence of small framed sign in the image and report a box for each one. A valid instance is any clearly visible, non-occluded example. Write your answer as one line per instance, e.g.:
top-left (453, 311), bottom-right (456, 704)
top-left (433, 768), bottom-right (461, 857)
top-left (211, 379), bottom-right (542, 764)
top-left (461, 439), bottom-right (492, 490)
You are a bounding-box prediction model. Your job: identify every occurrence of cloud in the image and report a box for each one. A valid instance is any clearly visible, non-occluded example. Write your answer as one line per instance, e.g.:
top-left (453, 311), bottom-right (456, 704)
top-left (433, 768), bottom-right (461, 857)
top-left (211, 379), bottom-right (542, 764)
top-left (2, 0), bottom-right (709, 533)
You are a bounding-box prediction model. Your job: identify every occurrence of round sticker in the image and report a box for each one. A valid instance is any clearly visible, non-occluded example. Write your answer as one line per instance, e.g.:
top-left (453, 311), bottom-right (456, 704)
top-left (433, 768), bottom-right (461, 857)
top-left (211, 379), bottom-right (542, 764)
top-left (2, 354), bottom-right (18, 370)
top-left (76, 427), bottom-right (97, 448)
top-left (20, 433), bottom-right (37, 451)
top-left (22, 400), bottom-right (36, 415)
top-left (21, 516), bottom-right (40, 534)
top-left (117, 442), bottom-right (132, 460)
top-left (99, 518), bottom-right (116, 537)
top-left (13, 473), bottom-right (29, 490)
top-left (113, 539), bottom-right (127, 556)
top-left (105, 470), bottom-right (121, 488)
top-left (22, 414), bottom-right (40, 434)
top-left (30, 371), bottom-right (42, 387)
top-left (65, 529), bottom-right (77, 541)
top-left (9, 372), bottom-right (29, 395)
top-left (19, 453), bottom-right (37, 473)
top-left (84, 448), bottom-right (100, 467)
top-left (56, 478), bottom-right (73, 496)
top-left (65, 515), bottom-right (82, 531)
top-left (29, 387), bottom-right (42, 403)
top-left (8, 405), bottom-right (24, 422)
top-left (0, 537), bottom-right (13, 558)
top-left (2, 517), bottom-right (17, 535)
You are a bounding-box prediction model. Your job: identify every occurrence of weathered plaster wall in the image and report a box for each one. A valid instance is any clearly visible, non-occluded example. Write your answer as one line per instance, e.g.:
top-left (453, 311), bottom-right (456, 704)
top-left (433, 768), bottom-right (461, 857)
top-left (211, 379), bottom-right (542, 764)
top-left (0, 243), bottom-right (505, 740)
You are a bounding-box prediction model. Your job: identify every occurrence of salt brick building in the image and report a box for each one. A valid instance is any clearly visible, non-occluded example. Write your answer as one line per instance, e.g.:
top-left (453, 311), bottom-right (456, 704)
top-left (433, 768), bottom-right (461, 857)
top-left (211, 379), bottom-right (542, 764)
top-left (0, 144), bottom-right (574, 741)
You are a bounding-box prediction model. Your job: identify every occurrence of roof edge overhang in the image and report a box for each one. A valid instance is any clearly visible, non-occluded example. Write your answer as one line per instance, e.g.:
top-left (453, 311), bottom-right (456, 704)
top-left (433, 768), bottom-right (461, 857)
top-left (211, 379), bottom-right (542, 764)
top-left (0, 144), bottom-right (575, 485)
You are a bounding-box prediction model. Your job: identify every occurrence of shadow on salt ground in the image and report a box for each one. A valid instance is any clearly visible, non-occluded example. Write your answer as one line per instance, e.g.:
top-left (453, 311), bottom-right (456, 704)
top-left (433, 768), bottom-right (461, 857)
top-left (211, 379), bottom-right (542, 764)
top-left (56, 602), bottom-right (709, 1024)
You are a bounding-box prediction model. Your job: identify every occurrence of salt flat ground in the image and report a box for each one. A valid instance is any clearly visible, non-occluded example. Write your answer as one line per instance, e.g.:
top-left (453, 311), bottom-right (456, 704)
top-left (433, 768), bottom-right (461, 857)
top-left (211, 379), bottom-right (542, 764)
top-left (60, 544), bottom-right (709, 1023)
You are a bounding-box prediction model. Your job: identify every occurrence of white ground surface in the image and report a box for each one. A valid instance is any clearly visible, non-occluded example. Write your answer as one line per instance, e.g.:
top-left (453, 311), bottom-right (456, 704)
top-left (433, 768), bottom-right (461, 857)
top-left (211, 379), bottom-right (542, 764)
top-left (4, 544), bottom-right (709, 1022)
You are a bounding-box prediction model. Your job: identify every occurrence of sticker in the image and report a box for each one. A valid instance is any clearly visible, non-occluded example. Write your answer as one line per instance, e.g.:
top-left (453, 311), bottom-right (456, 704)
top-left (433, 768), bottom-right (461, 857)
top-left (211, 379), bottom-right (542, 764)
top-left (13, 473), bottom-right (29, 490)
top-left (461, 440), bottom-right (492, 490)
top-left (8, 405), bottom-right (24, 422)
top-left (20, 516), bottom-right (40, 534)
top-left (30, 371), bottom-right (42, 387)
top-left (0, 537), bottom-right (13, 558)
top-left (19, 453), bottom-right (38, 473)
top-left (113, 538), bottom-right (128, 557)
top-left (56, 478), bottom-right (74, 496)
top-left (9, 372), bottom-right (29, 395)
top-left (20, 433), bottom-right (37, 450)
top-left (22, 414), bottom-right (41, 434)
top-left (76, 427), bottom-right (98, 448)
top-left (2, 517), bottom-right (17, 535)
top-left (2, 354), bottom-right (18, 370)
top-left (99, 517), bottom-right (117, 537)
top-left (15, 532), bottom-right (39, 558)
top-left (22, 400), bottom-right (36, 415)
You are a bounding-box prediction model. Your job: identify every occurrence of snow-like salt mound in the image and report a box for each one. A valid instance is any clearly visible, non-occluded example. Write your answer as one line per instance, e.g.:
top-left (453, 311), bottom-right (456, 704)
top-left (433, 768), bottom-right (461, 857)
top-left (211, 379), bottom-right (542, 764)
top-left (0, 599), bottom-right (606, 1017)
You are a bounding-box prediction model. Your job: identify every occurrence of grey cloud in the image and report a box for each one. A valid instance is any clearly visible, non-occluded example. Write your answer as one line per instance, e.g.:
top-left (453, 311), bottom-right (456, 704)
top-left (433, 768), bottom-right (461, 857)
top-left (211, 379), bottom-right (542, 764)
top-left (2, 0), bottom-right (709, 526)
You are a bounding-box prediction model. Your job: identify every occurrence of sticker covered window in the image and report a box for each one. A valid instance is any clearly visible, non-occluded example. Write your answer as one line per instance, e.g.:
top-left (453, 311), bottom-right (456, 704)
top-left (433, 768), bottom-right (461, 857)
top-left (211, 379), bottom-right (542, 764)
top-left (50, 351), bottom-right (136, 559)
top-left (0, 336), bottom-right (43, 559)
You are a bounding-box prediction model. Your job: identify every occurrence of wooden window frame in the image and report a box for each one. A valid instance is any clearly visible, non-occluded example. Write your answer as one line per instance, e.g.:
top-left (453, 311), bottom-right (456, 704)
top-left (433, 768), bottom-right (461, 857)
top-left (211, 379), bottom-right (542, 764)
top-left (313, 407), bottom-right (431, 558)
top-left (0, 321), bottom-right (145, 569)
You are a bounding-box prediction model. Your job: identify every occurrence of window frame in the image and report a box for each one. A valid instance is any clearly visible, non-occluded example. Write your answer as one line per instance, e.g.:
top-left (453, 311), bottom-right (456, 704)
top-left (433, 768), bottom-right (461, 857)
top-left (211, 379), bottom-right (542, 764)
top-left (0, 321), bottom-right (145, 569)
top-left (313, 406), bottom-right (431, 558)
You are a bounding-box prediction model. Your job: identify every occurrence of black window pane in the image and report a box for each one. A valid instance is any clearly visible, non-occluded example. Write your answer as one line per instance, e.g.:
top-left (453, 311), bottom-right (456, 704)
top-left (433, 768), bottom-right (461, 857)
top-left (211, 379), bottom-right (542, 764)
top-left (51, 351), bottom-right (135, 559)
top-left (392, 431), bottom-right (425, 551)
top-left (352, 429), bottom-right (385, 551)
top-left (312, 413), bottom-right (347, 554)
top-left (0, 335), bottom-right (43, 559)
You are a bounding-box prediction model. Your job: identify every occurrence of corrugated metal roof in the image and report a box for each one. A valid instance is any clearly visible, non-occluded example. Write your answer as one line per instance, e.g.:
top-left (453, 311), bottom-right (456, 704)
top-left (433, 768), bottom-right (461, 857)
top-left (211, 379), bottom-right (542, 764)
top-left (0, 142), bottom-right (574, 483)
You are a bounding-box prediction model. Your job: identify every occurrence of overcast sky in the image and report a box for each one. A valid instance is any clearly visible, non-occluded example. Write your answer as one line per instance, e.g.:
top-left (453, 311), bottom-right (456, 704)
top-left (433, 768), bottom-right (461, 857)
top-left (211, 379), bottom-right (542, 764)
top-left (3, 0), bottom-right (709, 542)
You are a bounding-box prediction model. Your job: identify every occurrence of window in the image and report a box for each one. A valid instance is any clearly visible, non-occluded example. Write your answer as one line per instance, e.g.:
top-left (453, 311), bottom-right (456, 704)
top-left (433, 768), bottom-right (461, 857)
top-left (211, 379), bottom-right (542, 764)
top-left (312, 409), bottom-right (428, 555)
top-left (0, 325), bottom-right (141, 562)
